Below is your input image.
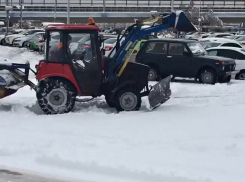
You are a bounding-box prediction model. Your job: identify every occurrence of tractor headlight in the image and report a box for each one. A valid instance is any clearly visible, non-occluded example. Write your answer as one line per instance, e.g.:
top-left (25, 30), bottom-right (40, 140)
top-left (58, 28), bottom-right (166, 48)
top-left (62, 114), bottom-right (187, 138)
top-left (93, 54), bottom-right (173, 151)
top-left (0, 76), bottom-right (7, 86)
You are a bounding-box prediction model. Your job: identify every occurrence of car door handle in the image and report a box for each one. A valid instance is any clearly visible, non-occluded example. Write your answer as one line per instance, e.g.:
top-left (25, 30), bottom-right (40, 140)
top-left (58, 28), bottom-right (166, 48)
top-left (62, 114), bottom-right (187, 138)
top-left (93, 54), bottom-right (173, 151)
top-left (167, 56), bottom-right (172, 58)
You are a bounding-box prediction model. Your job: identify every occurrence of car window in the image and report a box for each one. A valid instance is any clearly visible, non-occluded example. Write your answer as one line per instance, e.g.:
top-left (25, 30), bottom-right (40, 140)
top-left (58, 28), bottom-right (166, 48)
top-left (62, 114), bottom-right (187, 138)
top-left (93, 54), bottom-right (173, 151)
top-left (169, 43), bottom-right (184, 55)
top-left (217, 49), bottom-right (245, 60)
top-left (221, 43), bottom-right (242, 48)
top-left (201, 35), bottom-right (209, 38)
top-left (207, 50), bottom-right (218, 56)
top-left (215, 34), bottom-right (230, 38)
top-left (145, 42), bottom-right (167, 54)
top-left (140, 42), bottom-right (145, 49)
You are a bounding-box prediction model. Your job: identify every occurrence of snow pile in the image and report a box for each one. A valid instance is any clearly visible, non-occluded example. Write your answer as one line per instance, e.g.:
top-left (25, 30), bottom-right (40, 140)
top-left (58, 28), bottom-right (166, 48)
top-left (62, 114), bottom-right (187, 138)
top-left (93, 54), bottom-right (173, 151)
top-left (0, 46), bottom-right (245, 182)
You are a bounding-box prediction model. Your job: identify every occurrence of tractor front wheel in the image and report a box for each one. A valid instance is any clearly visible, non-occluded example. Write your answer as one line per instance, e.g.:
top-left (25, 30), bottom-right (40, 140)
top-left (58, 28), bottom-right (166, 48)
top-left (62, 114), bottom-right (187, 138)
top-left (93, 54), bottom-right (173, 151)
top-left (115, 89), bottom-right (141, 112)
top-left (37, 78), bottom-right (77, 114)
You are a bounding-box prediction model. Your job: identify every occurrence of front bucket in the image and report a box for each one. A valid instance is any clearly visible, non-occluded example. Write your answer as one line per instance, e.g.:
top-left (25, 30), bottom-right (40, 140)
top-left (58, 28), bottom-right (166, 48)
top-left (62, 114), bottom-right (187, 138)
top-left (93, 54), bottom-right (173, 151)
top-left (0, 70), bottom-right (24, 99)
top-left (148, 76), bottom-right (171, 110)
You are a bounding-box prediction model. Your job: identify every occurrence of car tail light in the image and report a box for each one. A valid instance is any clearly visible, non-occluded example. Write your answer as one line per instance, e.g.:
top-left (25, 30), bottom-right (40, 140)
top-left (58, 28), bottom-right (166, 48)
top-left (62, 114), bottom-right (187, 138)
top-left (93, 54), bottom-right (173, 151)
top-left (83, 45), bottom-right (91, 48)
top-left (105, 46), bottom-right (113, 51)
top-left (241, 42), bottom-right (245, 45)
top-left (133, 49), bottom-right (137, 54)
top-left (39, 39), bottom-right (44, 43)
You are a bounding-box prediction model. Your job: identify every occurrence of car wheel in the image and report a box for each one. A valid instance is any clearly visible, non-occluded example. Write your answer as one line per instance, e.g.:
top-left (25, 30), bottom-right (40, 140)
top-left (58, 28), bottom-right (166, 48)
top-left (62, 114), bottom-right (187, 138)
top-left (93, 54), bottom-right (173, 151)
top-left (115, 89), bottom-right (141, 112)
top-left (235, 70), bottom-right (245, 80)
top-left (148, 67), bottom-right (160, 81)
top-left (37, 78), bottom-right (77, 115)
top-left (0, 39), bottom-right (5, 45)
top-left (199, 68), bottom-right (217, 84)
top-left (22, 41), bottom-right (27, 48)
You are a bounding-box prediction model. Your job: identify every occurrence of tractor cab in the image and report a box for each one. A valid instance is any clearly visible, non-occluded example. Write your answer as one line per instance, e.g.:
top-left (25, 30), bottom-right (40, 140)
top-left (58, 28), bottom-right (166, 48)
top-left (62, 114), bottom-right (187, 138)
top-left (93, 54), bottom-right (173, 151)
top-left (37, 25), bottom-right (103, 97)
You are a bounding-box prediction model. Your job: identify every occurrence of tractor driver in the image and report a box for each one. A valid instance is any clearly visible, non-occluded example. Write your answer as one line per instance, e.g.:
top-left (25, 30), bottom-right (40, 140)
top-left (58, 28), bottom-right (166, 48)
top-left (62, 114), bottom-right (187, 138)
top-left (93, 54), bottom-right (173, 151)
top-left (57, 35), bottom-right (85, 62)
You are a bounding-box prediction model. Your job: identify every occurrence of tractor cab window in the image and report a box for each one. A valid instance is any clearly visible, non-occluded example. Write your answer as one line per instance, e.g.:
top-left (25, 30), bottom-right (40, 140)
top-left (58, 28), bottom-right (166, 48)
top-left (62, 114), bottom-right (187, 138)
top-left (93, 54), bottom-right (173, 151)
top-left (47, 31), bottom-right (63, 62)
top-left (67, 33), bottom-right (98, 69)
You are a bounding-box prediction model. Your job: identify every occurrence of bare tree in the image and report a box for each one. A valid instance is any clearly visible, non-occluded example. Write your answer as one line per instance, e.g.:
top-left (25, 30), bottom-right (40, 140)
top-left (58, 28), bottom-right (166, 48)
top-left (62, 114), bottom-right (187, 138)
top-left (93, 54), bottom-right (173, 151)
top-left (183, 0), bottom-right (223, 27)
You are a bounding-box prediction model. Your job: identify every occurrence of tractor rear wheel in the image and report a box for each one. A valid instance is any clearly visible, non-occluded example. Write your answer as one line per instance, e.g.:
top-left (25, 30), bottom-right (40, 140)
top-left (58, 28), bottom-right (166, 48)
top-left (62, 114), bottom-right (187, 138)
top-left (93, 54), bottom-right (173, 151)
top-left (115, 89), bottom-right (141, 112)
top-left (37, 78), bottom-right (77, 114)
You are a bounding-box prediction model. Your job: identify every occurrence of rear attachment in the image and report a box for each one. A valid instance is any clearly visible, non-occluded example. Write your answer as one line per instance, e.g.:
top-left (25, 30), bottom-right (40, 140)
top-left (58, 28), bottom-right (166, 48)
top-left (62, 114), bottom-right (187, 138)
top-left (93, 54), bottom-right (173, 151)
top-left (148, 76), bottom-right (171, 110)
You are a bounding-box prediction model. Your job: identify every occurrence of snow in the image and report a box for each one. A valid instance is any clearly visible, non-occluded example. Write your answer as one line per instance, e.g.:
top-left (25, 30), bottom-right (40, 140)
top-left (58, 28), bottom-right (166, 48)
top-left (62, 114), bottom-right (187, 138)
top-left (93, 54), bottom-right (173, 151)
top-left (0, 46), bottom-right (245, 182)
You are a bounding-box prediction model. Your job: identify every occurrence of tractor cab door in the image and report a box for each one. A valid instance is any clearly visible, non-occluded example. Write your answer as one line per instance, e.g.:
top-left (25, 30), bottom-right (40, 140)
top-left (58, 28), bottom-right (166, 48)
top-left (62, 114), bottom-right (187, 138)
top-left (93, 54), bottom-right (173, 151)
top-left (65, 31), bottom-right (103, 96)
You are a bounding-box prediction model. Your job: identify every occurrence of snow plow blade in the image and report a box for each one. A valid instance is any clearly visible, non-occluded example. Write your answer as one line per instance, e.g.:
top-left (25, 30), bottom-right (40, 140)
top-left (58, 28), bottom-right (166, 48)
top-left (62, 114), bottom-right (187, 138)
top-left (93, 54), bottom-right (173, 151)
top-left (148, 76), bottom-right (171, 110)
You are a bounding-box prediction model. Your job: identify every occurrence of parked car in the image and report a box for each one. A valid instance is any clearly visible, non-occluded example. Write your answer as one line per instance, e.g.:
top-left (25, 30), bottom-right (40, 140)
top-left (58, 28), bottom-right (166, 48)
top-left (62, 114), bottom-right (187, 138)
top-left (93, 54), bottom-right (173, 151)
top-left (5, 29), bottom-right (44, 45)
top-left (199, 38), bottom-right (243, 49)
top-left (27, 32), bottom-right (45, 51)
top-left (0, 33), bottom-right (12, 45)
top-left (206, 47), bottom-right (245, 80)
top-left (13, 31), bottom-right (44, 48)
top-left (208, 33), bottom-right (233, 38)
top-left (103, 37), bottom-right (127, 57)
top-left (136, 39), bottom-right (238, 84)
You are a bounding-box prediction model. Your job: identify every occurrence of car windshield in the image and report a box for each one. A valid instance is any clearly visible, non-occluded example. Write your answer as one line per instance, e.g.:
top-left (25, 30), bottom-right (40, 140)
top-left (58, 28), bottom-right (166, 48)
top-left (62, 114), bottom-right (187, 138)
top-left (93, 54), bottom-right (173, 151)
top-left (199, 41), bottom-right (221, 49)
top-left (236, 36), bottom-right (245, 41)
top-left (187, 42), bottom-right (207, 54)
top-left (19, 30), bottom-right (27, 35)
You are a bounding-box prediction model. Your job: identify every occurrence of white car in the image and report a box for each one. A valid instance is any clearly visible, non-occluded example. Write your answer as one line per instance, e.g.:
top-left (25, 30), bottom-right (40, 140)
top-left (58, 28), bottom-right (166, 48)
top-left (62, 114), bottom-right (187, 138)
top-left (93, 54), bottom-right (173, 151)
top-left (206, 46), bottom-right (245, 80)
top-left (199, 38), bottom-right (243, 49)
top-left (103, 37), bottom-right (125, 57)
top-left (13, 31), bottom-right (44, 47)
top-left (208, 33), bottom-right (233, 38)
top-left (5, 29), bottom-right (44, 45)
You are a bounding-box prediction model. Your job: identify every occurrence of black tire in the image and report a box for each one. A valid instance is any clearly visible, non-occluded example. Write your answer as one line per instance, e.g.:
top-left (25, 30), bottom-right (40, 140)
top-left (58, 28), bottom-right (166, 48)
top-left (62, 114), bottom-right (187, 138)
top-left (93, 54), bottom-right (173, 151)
top-left (105, 95), bottom-right (115, 108)
top-left (235, 70), bottom-right (245, 80)
top-left (115, 89), bottom-right (141, 112)
top-left (22, 41), bottom-right (27, 48)
top-left (0, 39), bottom-right (5, 45)
top-left (148, 67), bottom-right (160, 81)
top-left (37, 78), bottom-right (77, 115)
top-left (199, 68), bottom-right (217, 84)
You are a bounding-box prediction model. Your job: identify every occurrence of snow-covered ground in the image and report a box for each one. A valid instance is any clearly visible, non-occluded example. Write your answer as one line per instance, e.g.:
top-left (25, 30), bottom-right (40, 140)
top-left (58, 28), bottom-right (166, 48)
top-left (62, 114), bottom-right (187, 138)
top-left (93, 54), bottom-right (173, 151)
top-left (0, 46), bottom-right (245, 182)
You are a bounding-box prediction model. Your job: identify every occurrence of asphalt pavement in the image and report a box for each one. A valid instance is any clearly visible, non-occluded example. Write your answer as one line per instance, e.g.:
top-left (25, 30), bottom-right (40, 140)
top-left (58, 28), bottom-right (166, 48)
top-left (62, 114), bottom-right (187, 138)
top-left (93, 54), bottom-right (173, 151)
top-left (0, 169), bottom-right (69, 182)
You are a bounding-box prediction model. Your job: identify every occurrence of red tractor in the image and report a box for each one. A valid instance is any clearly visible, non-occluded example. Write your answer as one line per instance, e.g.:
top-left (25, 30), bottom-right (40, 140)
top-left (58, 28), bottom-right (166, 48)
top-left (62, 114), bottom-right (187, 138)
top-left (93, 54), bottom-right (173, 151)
top-left (0, 11), bottom-right (196, 114)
